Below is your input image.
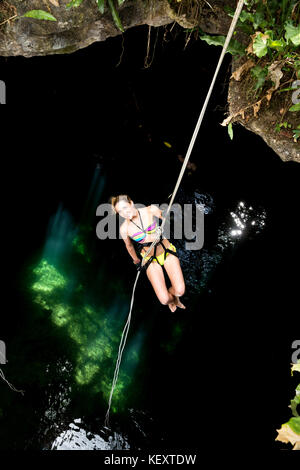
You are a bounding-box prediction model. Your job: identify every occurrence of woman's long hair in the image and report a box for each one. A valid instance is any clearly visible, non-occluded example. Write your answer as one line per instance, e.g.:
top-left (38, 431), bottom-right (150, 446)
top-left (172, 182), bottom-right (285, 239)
top-left (109, 194), bottom-right (132, 214)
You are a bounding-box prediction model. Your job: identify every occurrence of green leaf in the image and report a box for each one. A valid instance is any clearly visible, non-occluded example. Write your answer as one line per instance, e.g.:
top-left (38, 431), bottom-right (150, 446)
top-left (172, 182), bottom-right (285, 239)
top-left (290, 385), bottom-right (300, 417)
top-left (285, 21), bottom-right (300, 46)
top-left (277, 86), bottom-right (296, 93)
top-left (290, 397), bottom-right (300, 417)
top-left (289, 103), bottom-right (300, 112)
top-left (199, 35), bottom-right (245, 56)
top-left (293, 129), bottom-right (300, 141)
top-left (264, 29), bottom-right (274, 40)
top-left (253, 32), bottom-right (269, 58)
top-left (107, 0), bottom-right (124, 33)
top-left (227, 122), bottom-right (233, 140)
top-left (253, 10), bottom-right (266, 30)
top-left (22, 9), bottom-right (57, 21)
top-left (250, 65), bottom-right (268, 91)
top-left (117, 0), bottom-right (126, 5)
top-left (223, 5), bottom-right (234, 17)
top-left (96, 0), bottom-right (105, 14)
top-left (286, 417), bottom-right (300, 435)
top-left (268, 38), bottom-right (286, 51)
top-left (66, 0), bottom-right (84, 8)
top-left (239, 10), bottom-right (254, 23)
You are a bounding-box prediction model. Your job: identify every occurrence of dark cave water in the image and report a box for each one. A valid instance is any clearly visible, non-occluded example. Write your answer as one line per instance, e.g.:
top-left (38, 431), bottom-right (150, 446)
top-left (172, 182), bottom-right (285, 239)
top-left (1, 153), bottom-right (298, 452)
top-left (0, 25), bottom-right (299, 452)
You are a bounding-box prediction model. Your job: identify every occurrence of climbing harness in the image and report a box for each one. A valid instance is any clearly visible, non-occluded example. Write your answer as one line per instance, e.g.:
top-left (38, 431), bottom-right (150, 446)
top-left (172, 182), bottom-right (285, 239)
top-left (138, 236), bottom-right (179, 272)
top-left (104, 0), bottom-right (246, 428)
top-left (130, 209), bottom-right (179, 272)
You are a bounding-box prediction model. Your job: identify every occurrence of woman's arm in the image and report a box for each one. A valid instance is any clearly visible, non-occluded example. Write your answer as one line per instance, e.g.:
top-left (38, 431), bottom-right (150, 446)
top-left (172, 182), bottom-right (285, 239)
top-left (120, 225), bottom-right (140, 264)
top-left (150, 204), bottom-right (163, 219)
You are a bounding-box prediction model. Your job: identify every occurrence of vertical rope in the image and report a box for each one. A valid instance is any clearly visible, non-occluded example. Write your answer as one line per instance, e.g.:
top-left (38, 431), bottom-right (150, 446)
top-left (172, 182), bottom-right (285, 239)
top-left (161, 0), bottom-right (245, 233)
top-left (104, 270), bottom-right (141, 428)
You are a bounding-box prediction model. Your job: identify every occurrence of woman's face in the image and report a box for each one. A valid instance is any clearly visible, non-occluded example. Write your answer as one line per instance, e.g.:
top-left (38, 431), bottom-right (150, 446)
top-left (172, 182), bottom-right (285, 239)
top-left (115, 200), bottom-right (135, 219)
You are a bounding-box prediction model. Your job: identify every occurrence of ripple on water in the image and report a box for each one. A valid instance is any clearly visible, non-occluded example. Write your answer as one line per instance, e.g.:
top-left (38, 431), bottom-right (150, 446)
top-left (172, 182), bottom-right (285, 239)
top-left (172, 191), bottom-right (267, 295)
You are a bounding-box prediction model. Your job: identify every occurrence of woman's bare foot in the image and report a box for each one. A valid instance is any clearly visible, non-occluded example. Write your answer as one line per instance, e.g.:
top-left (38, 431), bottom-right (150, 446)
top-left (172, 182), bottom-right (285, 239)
top-left (168, 301), bottom-right (177, 313)
top-left (174, 296), bottom-right (186, 309)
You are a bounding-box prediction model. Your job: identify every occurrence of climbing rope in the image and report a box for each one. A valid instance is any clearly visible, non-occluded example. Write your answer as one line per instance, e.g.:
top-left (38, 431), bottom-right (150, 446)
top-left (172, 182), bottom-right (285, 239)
top-left (104, 0), bottom-right (245, 428)
top-left (104, 270), bottom-right (141, 428)
top-left (0, 368), bottom-right (24, 395)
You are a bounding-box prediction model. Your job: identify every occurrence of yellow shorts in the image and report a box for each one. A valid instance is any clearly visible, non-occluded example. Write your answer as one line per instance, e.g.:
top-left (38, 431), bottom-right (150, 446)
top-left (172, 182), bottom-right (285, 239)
top-left (141, 242), bottom-right (177, 266)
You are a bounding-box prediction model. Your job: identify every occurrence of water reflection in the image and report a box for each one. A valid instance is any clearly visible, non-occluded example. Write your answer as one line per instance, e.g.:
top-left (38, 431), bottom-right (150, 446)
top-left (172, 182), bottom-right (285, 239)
top-left (175, 189), bottom-right (267, 294)
top-left (228, 201), bottom-right (266, 239)
top-left (51, 418), bottom-right (130, 450)
top-left (49, 408), bottom-right (163, 450)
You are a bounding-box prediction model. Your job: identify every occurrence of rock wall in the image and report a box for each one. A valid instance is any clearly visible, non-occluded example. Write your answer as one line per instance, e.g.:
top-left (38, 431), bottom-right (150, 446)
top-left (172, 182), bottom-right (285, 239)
top-left (0, 0), bottom-right (234, 57)
top-left (228, 55), bottom-right (300, 163)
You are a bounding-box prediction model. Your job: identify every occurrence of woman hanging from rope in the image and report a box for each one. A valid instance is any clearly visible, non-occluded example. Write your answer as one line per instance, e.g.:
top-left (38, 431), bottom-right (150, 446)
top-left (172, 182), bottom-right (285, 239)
top-left (110, 194), bottom-right (186, 312)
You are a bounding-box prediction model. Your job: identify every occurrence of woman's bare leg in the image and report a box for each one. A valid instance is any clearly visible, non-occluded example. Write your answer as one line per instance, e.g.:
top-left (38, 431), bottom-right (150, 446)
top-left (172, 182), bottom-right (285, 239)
top-left (164, 253), bottom-right (186, 309)
top-left (145, 261), bottom-right (178, 312)
top-left (168, 285), bottom-right (186, 309)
